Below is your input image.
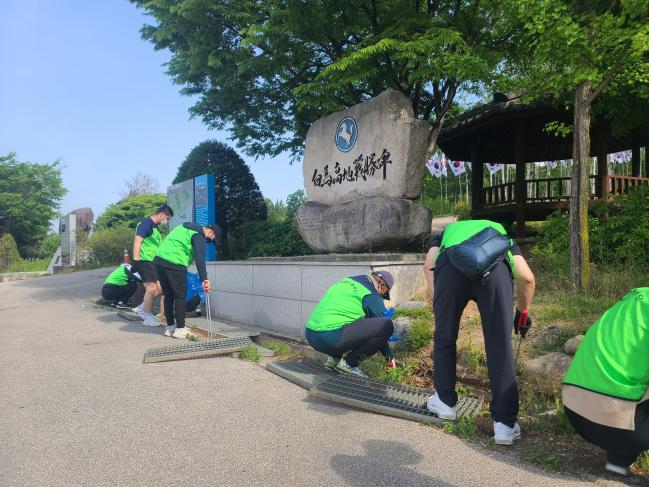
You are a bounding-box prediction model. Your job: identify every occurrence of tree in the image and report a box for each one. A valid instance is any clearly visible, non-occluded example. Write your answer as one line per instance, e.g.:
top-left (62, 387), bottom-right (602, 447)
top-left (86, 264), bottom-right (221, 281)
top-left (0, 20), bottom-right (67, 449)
top-left (131, 0), bottom-right (509, 159)
top-left (94, 193), bottom-right (167, 230)
top-left (0, 153), bottom-right (67, 255)
top-left (119, 172), bottom-right (160, 199)
top-left (285, 189), bottom-right (307, 219)
top-left (173, 140), bottom-right (267, 233)
top-left (507, 0), bottom-right (648, 289)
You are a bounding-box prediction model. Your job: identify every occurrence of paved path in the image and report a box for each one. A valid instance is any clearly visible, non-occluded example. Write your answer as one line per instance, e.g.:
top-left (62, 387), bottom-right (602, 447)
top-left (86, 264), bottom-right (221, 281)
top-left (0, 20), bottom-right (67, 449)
top-left (0, 270), bottom-right (610, 486)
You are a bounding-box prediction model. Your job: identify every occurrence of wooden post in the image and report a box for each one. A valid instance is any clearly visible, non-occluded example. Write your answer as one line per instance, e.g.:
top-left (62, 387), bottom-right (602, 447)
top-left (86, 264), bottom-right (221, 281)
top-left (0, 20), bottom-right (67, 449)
top-left (596, 128), bottom-right (608, 199)
top-left (515, 132), bottom-right (526, 238)
top-left (631, 129), bottom-right (641, 177)
top-left (471, 146), bottom-right (483, 210)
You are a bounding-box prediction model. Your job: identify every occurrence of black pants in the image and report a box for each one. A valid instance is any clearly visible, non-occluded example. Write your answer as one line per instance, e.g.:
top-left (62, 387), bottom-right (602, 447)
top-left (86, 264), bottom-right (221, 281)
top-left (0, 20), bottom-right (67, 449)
top-left (566, 402), bottom-right (649, 467)
top-left (306, 317), bottom-right (394, 367)
top-left (156, 265), bottom-right (186, 328)
top-left (433, 252), bottom-right (517, 426)
top-left (186, 295), bottom-right (200, 313)
top-left (102, 283), bottom-right (137, 304)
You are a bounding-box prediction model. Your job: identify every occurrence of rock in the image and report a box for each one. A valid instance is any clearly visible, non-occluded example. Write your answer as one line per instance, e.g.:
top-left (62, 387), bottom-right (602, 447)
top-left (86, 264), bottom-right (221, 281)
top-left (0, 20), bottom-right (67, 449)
top-left (523, 352), bottom-right (572, 378)
top-left (563, 335), bottom-right (584, 355)
top-left (398, 301), bottom-right (427, 309)
top-left (303, 90), bottom-right (429, 205)
top-left (532, 325), bottom-right (563, 349)
top-left (297, 196), bottom-right (431, 253)
top-left (390, 316), bottom-right (414, 351)
top-left (66, 207), bottom-right (94, 234)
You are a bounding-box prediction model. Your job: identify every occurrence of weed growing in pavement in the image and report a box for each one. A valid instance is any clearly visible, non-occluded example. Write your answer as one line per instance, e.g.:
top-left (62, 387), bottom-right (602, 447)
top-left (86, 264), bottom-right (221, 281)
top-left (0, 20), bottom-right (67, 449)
top-left (394, 307), bottom-right (432, 320)
top-left (526, 446), bottom-right (560, 472)
top-left (187, 334), bottom-right (198, 342)
top-left (442, 417), bottom-right (478, 439)
top-left (408, 319), bottom-right (433, 353)
top-left (264, 341), bottom-right (302, 359)
top-left (239, 345), bottom-right (261, 363)
top-left (635, 452), bottom-right (649, 473)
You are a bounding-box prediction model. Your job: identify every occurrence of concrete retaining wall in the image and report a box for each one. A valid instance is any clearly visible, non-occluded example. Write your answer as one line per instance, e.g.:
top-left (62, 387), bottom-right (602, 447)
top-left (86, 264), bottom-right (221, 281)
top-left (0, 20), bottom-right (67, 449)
top-left (204, 254), bottom-right (427, 340)
top-left (0, 272), bottom-right (48, 283)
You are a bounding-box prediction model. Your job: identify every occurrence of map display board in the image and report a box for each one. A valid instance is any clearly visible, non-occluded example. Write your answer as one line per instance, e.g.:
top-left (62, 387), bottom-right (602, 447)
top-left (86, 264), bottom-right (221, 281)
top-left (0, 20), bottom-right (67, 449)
top-left (167, 179), bottom-right (194, 230)
top-left (194, 173), bottom-right (216, 261)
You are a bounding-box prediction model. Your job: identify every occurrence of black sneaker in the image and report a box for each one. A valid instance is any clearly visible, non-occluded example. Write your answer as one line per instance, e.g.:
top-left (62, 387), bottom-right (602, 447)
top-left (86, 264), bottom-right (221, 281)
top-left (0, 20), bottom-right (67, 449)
top-left (114, 301), bottom-right (130, 309)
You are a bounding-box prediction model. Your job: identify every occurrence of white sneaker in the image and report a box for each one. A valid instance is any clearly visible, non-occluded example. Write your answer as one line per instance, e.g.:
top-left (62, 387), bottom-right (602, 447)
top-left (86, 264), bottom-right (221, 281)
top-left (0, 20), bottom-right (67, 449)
top-left (493, 422), bottom-right (521, 445)
top-left (164, 325), bottom-right (176, 337)
top-left (171, 327), bottom-right (193, 339)
top-left (605, 462), bottom-right (629, 476)
top-left (142, 315), bottom-right (160, 327)
top-left (426, 392), bottom-right (457, 420)
top-left (132, 304), bottom-right (145, 317)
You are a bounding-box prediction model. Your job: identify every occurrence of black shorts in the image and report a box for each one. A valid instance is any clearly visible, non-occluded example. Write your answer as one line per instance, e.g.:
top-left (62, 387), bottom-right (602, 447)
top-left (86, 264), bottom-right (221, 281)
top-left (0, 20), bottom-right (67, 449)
top-left (138, 260), bottom-right (158, 283)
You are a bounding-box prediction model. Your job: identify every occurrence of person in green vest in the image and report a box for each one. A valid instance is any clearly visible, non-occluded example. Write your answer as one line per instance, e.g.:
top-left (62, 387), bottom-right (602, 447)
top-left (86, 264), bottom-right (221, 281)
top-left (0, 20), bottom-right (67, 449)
top-left (131, 204), bottom-right (174, 327)
top-left (423, 219), bottom-right (536, 445)
top-left (305, 271), bottom-right (396, 377)
top-left (154, 222), bottom-right (221, 339)
top-left (101, 264), bottom-right (142, 309)
top-left (562, 288), bottom-right (649, 476)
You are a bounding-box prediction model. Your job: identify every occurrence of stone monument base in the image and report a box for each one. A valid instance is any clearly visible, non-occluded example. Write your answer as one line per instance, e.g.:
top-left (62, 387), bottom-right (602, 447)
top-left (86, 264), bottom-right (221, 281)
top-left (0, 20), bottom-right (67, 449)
top-left (204, 254), bottom-right (428, 340)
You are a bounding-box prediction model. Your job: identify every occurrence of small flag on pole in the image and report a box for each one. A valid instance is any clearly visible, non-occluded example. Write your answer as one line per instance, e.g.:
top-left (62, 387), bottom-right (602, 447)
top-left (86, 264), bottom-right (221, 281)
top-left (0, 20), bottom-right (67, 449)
top-left (486, 163), bottom-right (502, 174)
top-left (449, 160), bottom-right (466, 176)
top-left (425, 154), bottom-right (442, 178)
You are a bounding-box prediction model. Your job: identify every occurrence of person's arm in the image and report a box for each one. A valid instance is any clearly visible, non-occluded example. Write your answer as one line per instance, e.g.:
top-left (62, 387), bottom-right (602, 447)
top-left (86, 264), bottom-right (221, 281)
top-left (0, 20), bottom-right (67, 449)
top-left (132, 236), bottom-right (144, 261)
top-left (513, 255), bottom-right (535, 311)
top-left (423, 246), bottom-right (439, 296)
top-left (362, 294), bottom-right (387, 318)
top-left (191, 234), bottom-right (208, 283)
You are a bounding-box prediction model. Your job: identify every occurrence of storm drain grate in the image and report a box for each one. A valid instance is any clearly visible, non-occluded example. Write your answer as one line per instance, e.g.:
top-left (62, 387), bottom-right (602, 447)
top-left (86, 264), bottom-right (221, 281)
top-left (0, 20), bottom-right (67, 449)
top-left (309, 374), bottom-right (482, 424)
top-left (117, 310), bottom-right (143, 322)
top-left (266, 360), bottom-right (338, 390)
top-left (143, 336), bottom-right (254, 363)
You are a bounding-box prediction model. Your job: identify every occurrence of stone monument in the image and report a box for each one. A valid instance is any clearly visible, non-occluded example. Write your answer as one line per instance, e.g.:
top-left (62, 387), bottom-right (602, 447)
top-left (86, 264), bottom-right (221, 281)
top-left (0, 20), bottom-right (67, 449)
top-left (297, 90), bottom-right (432, 253)
top-left (59, 214), bottom-right (76, 266)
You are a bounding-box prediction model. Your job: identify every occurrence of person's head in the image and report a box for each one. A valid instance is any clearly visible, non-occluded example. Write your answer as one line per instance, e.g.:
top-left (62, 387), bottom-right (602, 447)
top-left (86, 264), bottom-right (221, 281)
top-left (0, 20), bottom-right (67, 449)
top-left (151, 204), bottom-right (174, 225)
top-left (371, 270), bottom-right (394, 300)
top-left (203, 224), bottom-right (223, 245)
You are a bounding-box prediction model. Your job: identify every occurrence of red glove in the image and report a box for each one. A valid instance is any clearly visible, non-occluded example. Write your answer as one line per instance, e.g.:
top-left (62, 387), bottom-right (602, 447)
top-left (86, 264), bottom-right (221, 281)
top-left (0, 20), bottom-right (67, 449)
top-left (514, 308), bottom-right (532, 338)
top-left (387, 358), bottom-right (397, 369)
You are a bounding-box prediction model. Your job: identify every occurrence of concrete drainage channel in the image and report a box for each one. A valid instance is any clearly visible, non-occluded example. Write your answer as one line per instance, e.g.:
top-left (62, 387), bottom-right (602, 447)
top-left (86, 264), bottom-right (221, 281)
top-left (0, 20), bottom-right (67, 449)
top-left (143, 336), bottom-right (255, 363)
top-left (267, 360), bottom-right (482, 425)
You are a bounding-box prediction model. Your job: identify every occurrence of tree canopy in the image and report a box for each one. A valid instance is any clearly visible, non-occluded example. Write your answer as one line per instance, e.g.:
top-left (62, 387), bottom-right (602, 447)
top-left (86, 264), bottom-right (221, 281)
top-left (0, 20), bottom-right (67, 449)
top-left (94, 193), bottom-right (167, 230)
top-left (0, 153), bottom-right (67, 255)
top-left (173, 140), bottom-right (267, 232)
top-left (131, 0), bottom-right (510, 159)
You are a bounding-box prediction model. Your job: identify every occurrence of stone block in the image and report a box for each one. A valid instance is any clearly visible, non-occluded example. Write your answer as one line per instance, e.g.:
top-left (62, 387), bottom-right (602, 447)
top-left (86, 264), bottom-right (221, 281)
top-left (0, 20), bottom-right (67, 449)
top-left (207, 263), bottom-right (253, 294)
top-left (252, 295), bottom-right (303, 337)
top-left (303, 90), bottom-right (429, 205)
top-left (522, 352), bottom-right (572, 378)
top-left (563, 335), bottom-right (584, 355)
top-left (297, 196), bottom-right (431, 253)
top-left (211, 291), bottom-right (253, 324)
top-left (253, 264), bottom-right (302, 300)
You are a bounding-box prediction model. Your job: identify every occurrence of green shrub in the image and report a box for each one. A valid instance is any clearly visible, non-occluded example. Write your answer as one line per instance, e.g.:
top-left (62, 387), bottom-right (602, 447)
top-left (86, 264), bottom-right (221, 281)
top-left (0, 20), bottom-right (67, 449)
top-left (4, 258), bottom-right (49, 272)
top-left (85, 226), bottom-right (134, 266)
top-left (40, 233), bottom-right (61, 258)
top-left (239, 344), bottom-right (261, 363)
top-left (0, 233), bottom-right (21, 271)
top-left (227, 218), bottom-right (312, 259)
top-left (452, 200), bottom-right (471, 221)
top-left (408, 319), bottom-right (433, 353)
top-left (420, 196), bottom-right (453, 217)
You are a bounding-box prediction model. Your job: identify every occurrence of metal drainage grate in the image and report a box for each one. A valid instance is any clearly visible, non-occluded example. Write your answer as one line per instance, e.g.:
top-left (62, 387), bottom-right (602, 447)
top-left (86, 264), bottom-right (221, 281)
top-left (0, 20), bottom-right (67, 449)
top-left (117, 310), bottom-right (143, 322)
top-left (309, 374), bottom-right (482, 424)
top-left (143, 336), bottom-right (254, 364)
top-left (266, 360), bottom-right (338, 390)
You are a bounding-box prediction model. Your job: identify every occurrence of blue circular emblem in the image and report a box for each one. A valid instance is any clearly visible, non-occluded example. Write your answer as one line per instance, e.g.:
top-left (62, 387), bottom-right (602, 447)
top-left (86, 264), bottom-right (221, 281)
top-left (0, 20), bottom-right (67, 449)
top-left (335, 117), bottom-right (357, 152)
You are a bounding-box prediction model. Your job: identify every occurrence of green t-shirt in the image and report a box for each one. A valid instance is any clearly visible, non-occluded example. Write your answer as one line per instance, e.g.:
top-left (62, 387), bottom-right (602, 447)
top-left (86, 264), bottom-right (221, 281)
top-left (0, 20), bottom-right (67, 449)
top-left (564, 288), bottom-right (649, 401)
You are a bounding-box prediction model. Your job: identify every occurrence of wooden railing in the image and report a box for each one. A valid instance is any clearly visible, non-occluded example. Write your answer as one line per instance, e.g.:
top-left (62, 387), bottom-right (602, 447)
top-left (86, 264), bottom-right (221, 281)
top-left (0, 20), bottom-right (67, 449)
top-left (609, 175), bottom-right (649, 195)
top-left (483, 182), bottom-right (515, 206)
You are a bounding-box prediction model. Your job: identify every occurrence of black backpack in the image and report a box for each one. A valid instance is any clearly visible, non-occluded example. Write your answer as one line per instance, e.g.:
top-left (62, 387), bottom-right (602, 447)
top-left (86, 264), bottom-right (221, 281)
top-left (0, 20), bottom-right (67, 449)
top-left (444, 226), bottom-right (512, 281)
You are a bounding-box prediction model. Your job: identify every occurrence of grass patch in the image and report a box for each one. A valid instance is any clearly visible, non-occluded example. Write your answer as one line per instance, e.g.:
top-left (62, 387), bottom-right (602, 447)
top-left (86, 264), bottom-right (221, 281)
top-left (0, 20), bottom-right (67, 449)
top-left (4, 258), bottom-right (49, 272)
top-left (359, 355), bottom-right (420, 386)
top-left (239, 344), bottom-right (261, 363)
top-left (407, 319), bottom-right (433, 353)
top-left (186, 334), bottom-right (199, 342)
top-left (394, 307), bottom-right (432, 320)
top-left (525, 446), bottom-right (560, 472)
top-left (264, 341), bottom-right (302, 359)
top-left (635, 452), bottom-right (649, 474)
top-left (443, 416), bottom-right (478, 439)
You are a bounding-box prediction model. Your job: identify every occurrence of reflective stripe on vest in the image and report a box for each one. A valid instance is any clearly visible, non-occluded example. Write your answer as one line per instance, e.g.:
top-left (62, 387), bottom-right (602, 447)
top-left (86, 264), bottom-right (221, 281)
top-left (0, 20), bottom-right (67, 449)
top-left (104, 265), bottom-right (129, 286)
top-left (136, 221), bottom-right (162, 262)
top-left (156, 225), bottom-right (198, 267)
top-left (438, 219), bottom-right (515, 270)
top-left (306, 278), bottom-right (372, 332)
top-left (564, 288), bottom-right (649, 401)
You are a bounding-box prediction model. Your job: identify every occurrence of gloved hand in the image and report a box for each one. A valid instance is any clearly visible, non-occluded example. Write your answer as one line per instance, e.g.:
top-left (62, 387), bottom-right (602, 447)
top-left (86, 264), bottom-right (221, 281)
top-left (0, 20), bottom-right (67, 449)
top-left (383, 307), bottom-right (395, 319)
top-left (514, 308), bottom-right (532, 338)
top-left (130, 260), bottom-right (140, 273)
top-left (202, 279), bottom-right (211, 293)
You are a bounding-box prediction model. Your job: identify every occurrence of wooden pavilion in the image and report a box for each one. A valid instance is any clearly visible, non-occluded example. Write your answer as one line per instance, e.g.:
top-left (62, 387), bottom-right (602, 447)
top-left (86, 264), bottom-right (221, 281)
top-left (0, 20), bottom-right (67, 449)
top-left (437, 95), bottom-right (649, 237)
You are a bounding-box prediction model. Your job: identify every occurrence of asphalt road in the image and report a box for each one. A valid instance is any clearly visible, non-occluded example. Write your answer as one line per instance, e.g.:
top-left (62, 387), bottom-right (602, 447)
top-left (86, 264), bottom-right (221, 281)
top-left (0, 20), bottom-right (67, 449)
top-left (0, 269), bottom-right (612, 486)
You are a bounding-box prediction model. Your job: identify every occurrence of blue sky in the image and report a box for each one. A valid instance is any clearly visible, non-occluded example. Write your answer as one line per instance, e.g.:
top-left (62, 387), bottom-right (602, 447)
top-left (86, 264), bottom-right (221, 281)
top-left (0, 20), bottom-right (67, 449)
top-left (0, 0), bottom-right (303, 220)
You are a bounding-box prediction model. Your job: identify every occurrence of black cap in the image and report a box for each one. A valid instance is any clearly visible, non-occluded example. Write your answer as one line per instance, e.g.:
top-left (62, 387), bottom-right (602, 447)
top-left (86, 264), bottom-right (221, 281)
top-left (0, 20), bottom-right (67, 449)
top-left (372, 270), bottom-right (394, 301)
top-left (206, 224), bottom-right (222, 243)
top-left (157, 204), bottom-right (174, 217)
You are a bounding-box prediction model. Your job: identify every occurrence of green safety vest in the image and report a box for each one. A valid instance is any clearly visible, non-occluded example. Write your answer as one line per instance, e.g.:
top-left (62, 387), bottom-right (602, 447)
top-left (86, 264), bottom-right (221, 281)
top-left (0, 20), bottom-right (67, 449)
top-left (104, 265), bottom-right (129, 286)
top-left (306, 278), bottom-right (373, 332)
top-left (156, 224), bottom-right (199, 268)
top-left (438, 219), bottom-right (515, 270)
top-left (564, 288), bottom-right (649, 401)
top-left (136, 220), bottom-right (162, 262)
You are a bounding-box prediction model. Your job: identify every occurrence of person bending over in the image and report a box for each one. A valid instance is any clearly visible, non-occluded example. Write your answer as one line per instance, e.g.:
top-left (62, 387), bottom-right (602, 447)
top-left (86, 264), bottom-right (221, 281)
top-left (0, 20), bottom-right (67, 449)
top-left (154, 222), bottom-right (221, 339)
top-left (562, 288), bottom-right (649, 477)
top-left (305, 271), bottom-right (396, 377)
top-left (101, 263), bottom-right (142, 309)
top-left (423, 219), bottom-right (535, 445)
